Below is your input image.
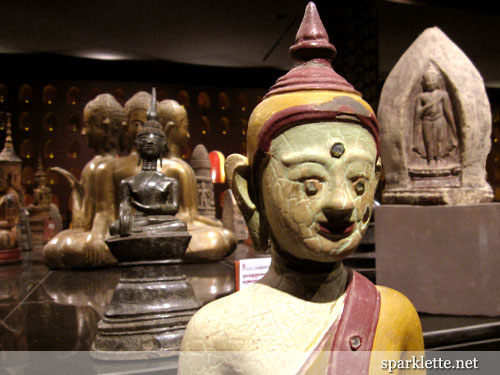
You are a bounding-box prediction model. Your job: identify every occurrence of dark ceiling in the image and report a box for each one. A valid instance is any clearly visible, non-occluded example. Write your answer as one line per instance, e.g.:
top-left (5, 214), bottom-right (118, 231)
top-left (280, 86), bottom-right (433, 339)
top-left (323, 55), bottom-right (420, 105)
top-left (0, 0), bottom-right (499, 87)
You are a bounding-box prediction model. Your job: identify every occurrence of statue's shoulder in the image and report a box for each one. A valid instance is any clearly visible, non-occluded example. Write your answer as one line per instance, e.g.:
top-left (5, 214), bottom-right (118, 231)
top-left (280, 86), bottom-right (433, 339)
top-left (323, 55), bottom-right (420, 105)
top-left (151, 172), bottom-right (176, 188)
top-left (182, 285), bottom-right (264, 351)
top-left (161, 157), bottom-right (194, 178)
top-left (374, 285), bottom-right (424, 351)
top-left (376, 285), bottom-right (417, 316)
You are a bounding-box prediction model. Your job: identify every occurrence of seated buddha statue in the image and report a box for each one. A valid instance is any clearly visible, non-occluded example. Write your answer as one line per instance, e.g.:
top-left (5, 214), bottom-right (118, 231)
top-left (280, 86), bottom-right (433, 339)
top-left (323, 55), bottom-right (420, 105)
top-left (179, 3), bottom-right (424, 375)
top-left (110, 89), bottom-right (186, 237)
top-left (159, 99), bottom-right (236, 261)
top-left (112, 91), bottom-right (150, 212)
top-left (43, 94), bottom-right (124, 269)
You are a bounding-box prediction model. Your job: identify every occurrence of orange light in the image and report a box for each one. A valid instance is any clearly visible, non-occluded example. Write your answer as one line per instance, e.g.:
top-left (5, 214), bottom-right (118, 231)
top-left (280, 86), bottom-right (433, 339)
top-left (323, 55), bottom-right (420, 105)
top-left (48, 100), bottom-right (52, 104)
top-left (202, 130), bottom-right (206, 135)
top-left (209, 151), bottom-right (225, 184)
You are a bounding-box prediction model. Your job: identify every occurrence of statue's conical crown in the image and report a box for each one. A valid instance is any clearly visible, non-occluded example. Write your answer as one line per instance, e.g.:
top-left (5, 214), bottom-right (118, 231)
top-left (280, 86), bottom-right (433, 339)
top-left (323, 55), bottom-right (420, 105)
top-left (0, 113), bottom-right (22, 163)
top-left (266, 2), bottom-right (358, 98)
top-left (138, 87), bottom-right (166, 138)
top-left (35, 154), bottom-right (46, 178)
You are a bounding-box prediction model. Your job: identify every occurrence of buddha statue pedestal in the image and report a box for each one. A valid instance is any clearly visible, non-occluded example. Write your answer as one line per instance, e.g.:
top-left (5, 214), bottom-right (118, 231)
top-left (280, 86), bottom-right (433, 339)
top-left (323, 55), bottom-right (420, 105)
top-left (92, 88), bottom-right (202, 360)
top-left (92, 231), bottom-right (202, 359)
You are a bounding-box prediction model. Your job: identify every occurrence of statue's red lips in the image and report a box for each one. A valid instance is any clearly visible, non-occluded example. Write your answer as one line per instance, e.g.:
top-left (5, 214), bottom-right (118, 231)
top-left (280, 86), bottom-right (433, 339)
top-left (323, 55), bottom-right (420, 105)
top-left (319, 221), bottom-right (355, 240)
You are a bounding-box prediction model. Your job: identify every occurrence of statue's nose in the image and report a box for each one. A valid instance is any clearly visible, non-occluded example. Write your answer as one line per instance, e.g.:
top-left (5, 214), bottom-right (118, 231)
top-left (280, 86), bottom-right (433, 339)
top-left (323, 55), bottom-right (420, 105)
top-left (321, 189), bottom-right (354, 223)
top-left (322, 207), bottom-right (353, 224)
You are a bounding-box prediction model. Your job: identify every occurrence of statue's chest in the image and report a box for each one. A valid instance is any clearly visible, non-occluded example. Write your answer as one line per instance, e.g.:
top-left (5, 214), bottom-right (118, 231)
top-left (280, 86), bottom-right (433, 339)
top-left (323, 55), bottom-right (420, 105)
top-left (130, 175), bottom-right (169, 203)
top-left (421, 91), bottom-right (441, 107)
top-left (228, 295), bottom-right (340, 351)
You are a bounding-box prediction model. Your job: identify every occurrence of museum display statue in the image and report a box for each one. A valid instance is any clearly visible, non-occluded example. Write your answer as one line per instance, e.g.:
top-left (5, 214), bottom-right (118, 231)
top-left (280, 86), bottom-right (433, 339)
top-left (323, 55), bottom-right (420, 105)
top-left (179, 3), bottom-right (424, 374)
top-left (112, 91), bottom-right (150, 211)
top-left (412, 62), bottom-right (458, 166)
top-left (110, 91), bottom-right (187, 237)
top-left (112, 92), bottom-right (235, 261)
top-left (378, 27), bottom-right (493, 205)
top-left (190, 144), bottom-right (216, 218)
top-left (0, 114), bottom-right (24, 264)
top-left (27, 156), bottom-right (62, 246)
top-left (43, 94), bottom-right (124, 269)
top-left (376, 27), bottom-right (500, 317)
top-left (159, 99), bottom-right (236, 261)
top-left (93, 89), bottom-right (201, 358)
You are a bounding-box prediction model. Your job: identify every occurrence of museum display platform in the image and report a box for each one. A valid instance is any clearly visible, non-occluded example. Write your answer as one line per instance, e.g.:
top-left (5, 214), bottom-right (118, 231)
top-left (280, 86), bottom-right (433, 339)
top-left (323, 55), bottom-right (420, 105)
top-left (1, 246), bottom-right (499, 374)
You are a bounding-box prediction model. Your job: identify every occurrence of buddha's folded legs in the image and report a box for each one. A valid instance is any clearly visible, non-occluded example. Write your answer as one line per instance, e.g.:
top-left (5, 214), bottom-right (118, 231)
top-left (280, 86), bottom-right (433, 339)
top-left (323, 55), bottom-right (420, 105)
top-left (43, 229), bottom-right (117, 269)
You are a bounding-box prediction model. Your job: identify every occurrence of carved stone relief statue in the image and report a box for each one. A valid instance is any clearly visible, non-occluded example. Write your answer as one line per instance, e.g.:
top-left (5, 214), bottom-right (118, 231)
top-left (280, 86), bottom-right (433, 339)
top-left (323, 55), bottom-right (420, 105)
top-left (378, 27), bottom-right (493, 205)
top-left (411, 62), bottom-right (459, 169)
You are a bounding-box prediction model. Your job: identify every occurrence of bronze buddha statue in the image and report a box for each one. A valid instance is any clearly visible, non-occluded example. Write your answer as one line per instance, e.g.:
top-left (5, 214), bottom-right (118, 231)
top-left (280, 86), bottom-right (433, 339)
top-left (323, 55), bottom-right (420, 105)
top-left (93, 89), bottom-right (200, 357)
top-left (159, 99), bottom-right (236, 261)
top-left (112, 93), bottom-right (235, 261)
top-left (43, 94), bottom-right (124, 269)
top-left (112, 91), bottom-right (150, 212)
top-left (110, 90), bottom-right (186, 237)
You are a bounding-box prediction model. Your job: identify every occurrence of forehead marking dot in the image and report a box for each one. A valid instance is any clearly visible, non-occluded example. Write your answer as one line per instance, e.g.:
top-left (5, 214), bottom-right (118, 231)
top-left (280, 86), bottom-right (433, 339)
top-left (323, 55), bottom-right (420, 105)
top-left (330, 142), bottom-right (345, 158)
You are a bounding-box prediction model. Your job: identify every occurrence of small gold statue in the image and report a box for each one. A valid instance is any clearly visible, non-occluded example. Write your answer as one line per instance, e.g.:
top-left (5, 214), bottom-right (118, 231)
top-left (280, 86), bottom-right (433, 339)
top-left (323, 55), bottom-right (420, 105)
top-left (0, 114), bottom-right (23, 263)
top-left (27, 156), bottom-right (62, 246)
top-left (43, 94), bottom-right (124, 269)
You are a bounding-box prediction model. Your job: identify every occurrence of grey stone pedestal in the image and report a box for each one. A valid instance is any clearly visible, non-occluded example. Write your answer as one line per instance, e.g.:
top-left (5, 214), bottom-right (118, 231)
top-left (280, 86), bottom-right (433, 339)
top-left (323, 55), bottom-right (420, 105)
top-left (375, 203), bottom-right (500, 316)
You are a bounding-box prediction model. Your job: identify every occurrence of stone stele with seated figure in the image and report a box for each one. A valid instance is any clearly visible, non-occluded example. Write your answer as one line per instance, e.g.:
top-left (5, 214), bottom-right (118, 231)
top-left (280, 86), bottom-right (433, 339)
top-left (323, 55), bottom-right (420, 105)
top-left (179, 3), bottom-right (424, 375)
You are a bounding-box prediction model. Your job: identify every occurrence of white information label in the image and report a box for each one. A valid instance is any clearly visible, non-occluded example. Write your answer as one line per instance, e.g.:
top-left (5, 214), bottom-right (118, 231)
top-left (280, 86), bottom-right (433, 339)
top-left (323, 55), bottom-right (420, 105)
top-left (235, 257), bottom-right (272, 291)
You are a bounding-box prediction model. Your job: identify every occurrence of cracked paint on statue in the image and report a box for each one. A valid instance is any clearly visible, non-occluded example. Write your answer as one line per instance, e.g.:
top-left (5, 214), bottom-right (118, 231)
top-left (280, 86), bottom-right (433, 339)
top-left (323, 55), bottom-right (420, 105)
top-left (263, 122), bottom-right (378, 262)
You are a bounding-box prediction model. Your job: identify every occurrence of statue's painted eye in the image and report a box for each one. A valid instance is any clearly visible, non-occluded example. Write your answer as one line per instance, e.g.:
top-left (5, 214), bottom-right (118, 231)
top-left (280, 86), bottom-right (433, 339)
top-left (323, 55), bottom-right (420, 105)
top-left (304, 179), bottom-right (320, 196)
top-left (354, 181), bottom-right (365, 195)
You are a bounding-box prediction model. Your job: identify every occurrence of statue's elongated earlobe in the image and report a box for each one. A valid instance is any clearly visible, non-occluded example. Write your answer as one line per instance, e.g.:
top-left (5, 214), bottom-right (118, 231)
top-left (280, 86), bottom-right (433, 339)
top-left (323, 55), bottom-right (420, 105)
top-left (225, 154), bottom-right (269, 252)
